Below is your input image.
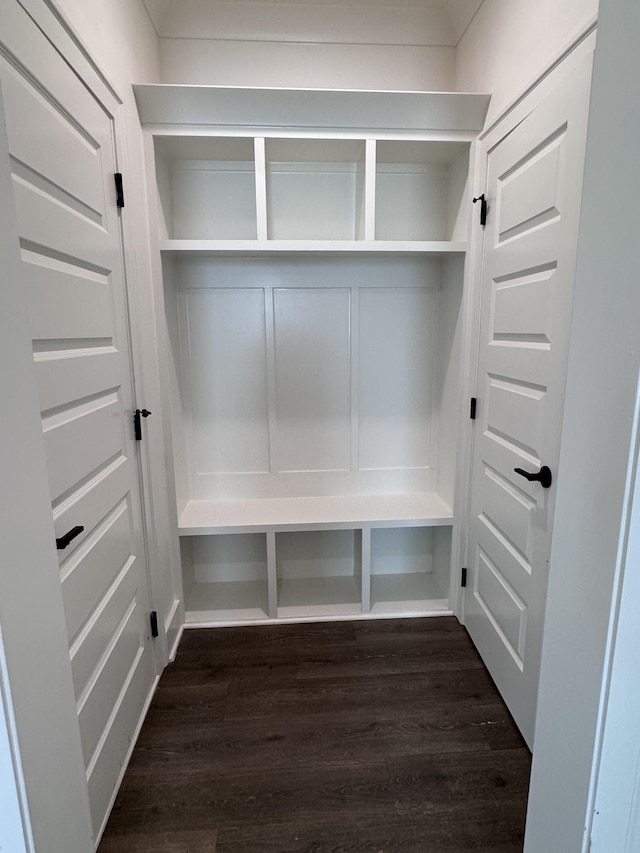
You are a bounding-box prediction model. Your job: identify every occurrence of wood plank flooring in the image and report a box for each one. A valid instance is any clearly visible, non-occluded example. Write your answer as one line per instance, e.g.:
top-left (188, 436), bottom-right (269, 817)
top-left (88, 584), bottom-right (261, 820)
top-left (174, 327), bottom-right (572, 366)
top-left (98, 617), bottom-right (531, 852)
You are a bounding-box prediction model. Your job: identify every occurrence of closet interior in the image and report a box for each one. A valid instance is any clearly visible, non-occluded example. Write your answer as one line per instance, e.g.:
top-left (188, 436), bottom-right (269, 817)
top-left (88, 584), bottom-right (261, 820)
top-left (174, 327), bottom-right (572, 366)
top-left (136, 86), bottom-right (490, 626)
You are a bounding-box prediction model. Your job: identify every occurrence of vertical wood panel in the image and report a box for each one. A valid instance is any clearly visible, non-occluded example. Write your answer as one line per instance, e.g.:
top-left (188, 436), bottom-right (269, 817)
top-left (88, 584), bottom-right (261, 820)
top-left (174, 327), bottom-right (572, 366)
top-left (274, 288), bottom-right (351, 472)
top-left (359, 288), bottom-right (434, 470)
top-left (186, 288), bottom-right (270, 474)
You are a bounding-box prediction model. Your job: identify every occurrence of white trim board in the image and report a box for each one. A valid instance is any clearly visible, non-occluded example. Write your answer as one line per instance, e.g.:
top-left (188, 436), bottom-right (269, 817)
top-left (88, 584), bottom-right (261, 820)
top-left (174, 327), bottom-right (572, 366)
top-left (134, 85), bottom-right (490, 134)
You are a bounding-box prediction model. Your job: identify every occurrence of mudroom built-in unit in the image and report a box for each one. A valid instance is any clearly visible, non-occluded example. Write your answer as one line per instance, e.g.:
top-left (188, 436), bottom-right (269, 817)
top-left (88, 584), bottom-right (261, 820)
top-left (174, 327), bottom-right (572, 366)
top-left (136, 87), bottom-right (490, 626)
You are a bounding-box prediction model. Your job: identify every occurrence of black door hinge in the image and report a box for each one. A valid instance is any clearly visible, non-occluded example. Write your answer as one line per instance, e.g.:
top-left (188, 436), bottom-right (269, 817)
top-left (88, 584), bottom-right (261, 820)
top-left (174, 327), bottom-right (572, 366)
top-left (470, 397), bottom-right (477, 420)
top-left (150, 611), bottom-right (159, 638)
top-left (134, 408), bottom-right (152, 441)
top-left (115, 172), bottom-right (125, 208)
top-left (473, 193), bottom-right (487, 226)
top-left (461, 568), bottom-right (468, 588)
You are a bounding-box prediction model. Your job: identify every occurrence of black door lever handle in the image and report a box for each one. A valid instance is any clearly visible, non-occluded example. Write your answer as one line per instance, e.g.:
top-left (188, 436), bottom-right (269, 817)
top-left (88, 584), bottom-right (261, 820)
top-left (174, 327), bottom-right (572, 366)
top-left (514, 465), bottom-right (552, 489)
top-left (56, 525), bottom-right (85, 550)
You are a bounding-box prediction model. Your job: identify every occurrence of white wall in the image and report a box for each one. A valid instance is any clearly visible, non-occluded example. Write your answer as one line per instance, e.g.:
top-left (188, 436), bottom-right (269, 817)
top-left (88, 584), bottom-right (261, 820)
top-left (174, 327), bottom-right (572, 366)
top-left (456, 0), bottom-right (599, 124)
top-left (160, 39), bottom-right (454, 90)
top-left (154, 0), bottom-right (455, 89)
top-left (524, 0), bottom-right (640, 848)
top-left (54, 0), bottom-right (160, 87)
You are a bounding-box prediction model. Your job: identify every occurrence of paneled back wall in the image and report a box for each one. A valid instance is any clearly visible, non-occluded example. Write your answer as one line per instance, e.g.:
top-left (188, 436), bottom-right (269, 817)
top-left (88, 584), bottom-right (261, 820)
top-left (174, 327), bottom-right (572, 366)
top-left (172, 255), bottom-right (443, 500)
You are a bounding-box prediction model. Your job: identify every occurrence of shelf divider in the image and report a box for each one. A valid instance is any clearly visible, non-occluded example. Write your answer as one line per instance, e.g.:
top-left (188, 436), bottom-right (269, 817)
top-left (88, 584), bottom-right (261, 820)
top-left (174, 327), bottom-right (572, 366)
top-left (254, 137), bottom-right (268, 240)
top-left (266, 530), bottom-right (277, 619)
top-left (364, 139), bottom-right (376, 241)
top-left (359, 526), bottom-right (372, 613)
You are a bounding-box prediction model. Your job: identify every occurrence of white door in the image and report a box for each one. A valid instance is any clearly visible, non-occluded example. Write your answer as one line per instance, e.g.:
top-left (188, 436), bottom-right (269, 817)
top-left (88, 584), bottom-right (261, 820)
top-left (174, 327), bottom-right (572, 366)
top-left (0, 1), bottom-right (155, 840)
top-left (464, 58), bottom-right (592, 748)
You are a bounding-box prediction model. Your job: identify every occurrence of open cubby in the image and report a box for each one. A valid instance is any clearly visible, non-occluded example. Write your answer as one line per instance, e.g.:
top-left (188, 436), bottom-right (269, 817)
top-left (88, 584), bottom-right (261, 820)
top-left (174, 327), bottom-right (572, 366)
top-left (154, 136), bottom-right (258, 240)
top-left (375, 141), bottom-right (470, 242)
top-left (370, 526), bottom-right (451, 614)
top-left (276, 529), bottom-right (363, 618)
top-left (181, 533), bottom-right (270, 624)
top-left (266, 138), bottom-right (366, 240)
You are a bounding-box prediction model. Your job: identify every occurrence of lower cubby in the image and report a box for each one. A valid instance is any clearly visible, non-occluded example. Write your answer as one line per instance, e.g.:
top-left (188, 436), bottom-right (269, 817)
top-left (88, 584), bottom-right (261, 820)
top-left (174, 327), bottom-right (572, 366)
top-left (370, 526), bottom-right (451, 615)
top-left (276, 530), bottom-right (363, 619)
top-left (181, 534), bottom-right (271, 624)
top-left (180, 521), bottom-right (453, 626)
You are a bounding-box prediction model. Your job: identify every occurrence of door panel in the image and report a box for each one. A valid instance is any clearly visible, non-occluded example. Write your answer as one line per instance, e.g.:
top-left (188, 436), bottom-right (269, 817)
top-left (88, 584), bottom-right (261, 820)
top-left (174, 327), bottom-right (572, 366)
top-left (0, 3), bottom-right (154, 841)
top-left (465, 58), bottom-right (593, 748)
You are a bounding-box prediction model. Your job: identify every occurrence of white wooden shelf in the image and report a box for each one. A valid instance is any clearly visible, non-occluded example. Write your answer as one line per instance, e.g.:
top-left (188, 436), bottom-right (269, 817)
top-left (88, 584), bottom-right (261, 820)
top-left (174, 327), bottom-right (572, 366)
top-left (159, 239), bottom-right (466, 256)
top-left (179, 493), bottom-right (453, 536)
top-left (134, 85), bottom-right (491, 135)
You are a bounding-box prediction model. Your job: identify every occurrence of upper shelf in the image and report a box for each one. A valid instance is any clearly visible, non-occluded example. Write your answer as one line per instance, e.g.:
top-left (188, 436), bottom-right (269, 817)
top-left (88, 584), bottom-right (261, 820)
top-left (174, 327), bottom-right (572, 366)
top-left (134, 85), bottom-right (491, 134)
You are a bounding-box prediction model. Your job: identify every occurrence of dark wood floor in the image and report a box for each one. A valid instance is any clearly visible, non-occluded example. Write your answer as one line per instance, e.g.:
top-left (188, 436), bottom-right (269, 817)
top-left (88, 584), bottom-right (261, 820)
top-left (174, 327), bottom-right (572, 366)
top-left (98, 617), bottom-right (531, 853)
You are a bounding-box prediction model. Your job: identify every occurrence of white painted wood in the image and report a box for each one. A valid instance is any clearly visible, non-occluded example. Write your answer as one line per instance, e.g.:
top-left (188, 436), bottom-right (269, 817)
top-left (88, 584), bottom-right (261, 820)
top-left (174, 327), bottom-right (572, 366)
top-left (359, 526), bottom-right (372, 613)
top-left (590, 409), bottom-right (640, 852)
top-left (524, 5), bottom-right (640, 849)
top-left (179, 493), bottom-right (453, 535)
top-left (364, 139), bottom-right (376, 241)
top-left (77, 601), bottom-right (141, 767)
top-left (370, 574), bottom-right (449, 614)
top-left (254, 137), bottom-right (268, 241)
top-left (159, 39), bottom-right (456, 93)
top-left (69, 555), bottom-right (140, 702)
top-left (186, 581), bottom-right (271, 623)
top-left (266, 530), bottom-right (278, 618)
top-left (0, 38), bottom-right (94, 852)
top-left (172, 164), bottom-right (257, 240)
top-left (435, 256), bottom-right (465, 508)
top-left (143, 0), bottom-right (467, 46)
top-left (184, 287), bottom-right (271, 475)
top-left (61, 509), bottom-right (133, 644)
top-left (358, 287), bottom-right (434, 470)
top-left (266, 139), bottom-right (365, 240)
top-left (85, 648), bottom-right (153, 841)
top-left (274, 287), bottom-right (351, 471)
top-left (277, 578), bottom-right (362, 619)
top-left (0, 4), bottom-right (156, 840)
top-left (371, 527), bottom-right (433, 575)
top-left (169, 254), bottom-right (447, 502)
top-left (134, 86), bottom-right (490, 134)
top-left (192, 534), bottom-right (268, 583)
top-left (456, 0), bottom-right (598, 127)
top-left (375, 141), bottom-right (470, 241)
top-left (140, 93), bottom-right (480, 628)
top-left (464, 56), bottom-right (593, 748)
top-left (159, 239), bottom-right (467, 255)
top-left (155, 136), bottom-right (257, 239)
top-left (161, 256), bottom-right (190, 515)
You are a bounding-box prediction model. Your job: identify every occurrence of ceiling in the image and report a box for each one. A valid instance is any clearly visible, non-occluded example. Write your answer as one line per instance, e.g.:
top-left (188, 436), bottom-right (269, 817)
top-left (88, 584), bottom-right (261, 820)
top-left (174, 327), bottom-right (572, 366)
top-left (142, 0), bottom-right (485, 46)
